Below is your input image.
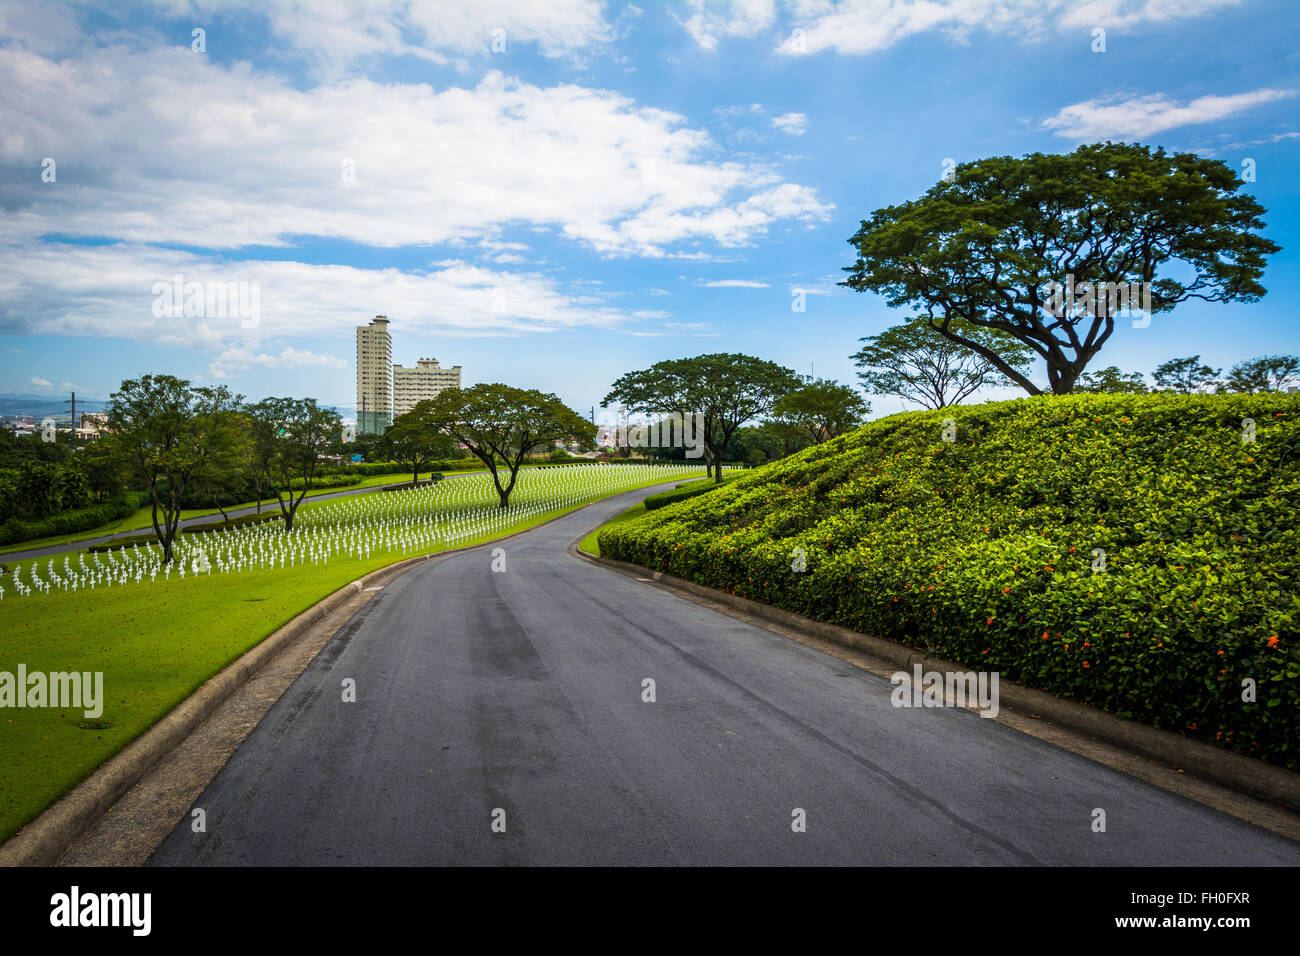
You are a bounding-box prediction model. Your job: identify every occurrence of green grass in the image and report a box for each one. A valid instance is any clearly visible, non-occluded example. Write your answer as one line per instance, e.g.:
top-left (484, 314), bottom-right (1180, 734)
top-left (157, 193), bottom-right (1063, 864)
top-left (578, 502), bottom-right (648, 556)
top-left (0, 465), bottom-right (703, 844)
top-left (0, 462), bottom-right (578, 557)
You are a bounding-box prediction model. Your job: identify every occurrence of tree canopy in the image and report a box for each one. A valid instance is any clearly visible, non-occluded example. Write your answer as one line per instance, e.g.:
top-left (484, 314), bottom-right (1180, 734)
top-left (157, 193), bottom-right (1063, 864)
top-left (1152, 355), bottom-right (1222, 394)
top-left (422, 384), bottom-right (594, 507)
top-left (771, 378), bottom-right (870, 444)
top-left (248, 397), bottom-right (342, 530)
top-left (841, 142), bottom-right (1280, 395)
top-left (103, 375), bottom-right (246, 561)
top-left (383, 402), bottom-right (459, 483)
top-left (605, 353), bottom-right (800, 482)
top-left (1222, 354), bottom-right (1299, 393)
top-left (851, 316), bottom-right (1033, 408)
top-left (1074, 365), bottom-right (1149, 394)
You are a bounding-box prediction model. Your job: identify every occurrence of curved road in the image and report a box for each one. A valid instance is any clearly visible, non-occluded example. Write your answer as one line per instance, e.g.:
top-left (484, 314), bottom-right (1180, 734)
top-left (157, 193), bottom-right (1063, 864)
top-left (149, 483), bottom-right (1300, 866)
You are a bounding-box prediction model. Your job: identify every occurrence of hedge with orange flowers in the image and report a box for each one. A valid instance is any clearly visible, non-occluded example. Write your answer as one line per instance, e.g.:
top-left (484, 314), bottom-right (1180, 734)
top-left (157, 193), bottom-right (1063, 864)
top-left (599, 392), bottom-right (1300, 768)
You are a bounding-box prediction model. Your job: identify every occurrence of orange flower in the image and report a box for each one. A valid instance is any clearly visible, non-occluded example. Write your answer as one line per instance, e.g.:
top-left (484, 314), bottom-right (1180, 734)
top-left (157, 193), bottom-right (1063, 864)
top-left (986, 616), bottom-right (994, 625)
top-left (1041, 631), bottom-right (1049, 640)
top-left (1267, 635), bottom-right (1280, 648)
top-left (1002, 586), bottom-right (1010, 593)
top-left (1081, 661), bottom-right (1090, 668)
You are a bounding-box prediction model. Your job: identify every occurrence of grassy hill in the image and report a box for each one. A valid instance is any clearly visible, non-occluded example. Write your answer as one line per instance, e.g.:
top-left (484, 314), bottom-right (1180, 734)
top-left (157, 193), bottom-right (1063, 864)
top-left (599, 392), bottom-right (1300, 768)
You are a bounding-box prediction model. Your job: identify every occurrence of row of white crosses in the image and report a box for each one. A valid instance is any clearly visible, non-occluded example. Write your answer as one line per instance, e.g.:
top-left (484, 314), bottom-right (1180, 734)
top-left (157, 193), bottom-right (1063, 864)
top-left (0, 463), bottom-right (725, 600)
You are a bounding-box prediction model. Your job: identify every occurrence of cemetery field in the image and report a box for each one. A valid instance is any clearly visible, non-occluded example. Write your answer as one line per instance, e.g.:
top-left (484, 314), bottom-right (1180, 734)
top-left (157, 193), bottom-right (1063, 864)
top-left (0, 463), bottom-right (709, 844)
top-left (0, 461), bottom-right (564, 557)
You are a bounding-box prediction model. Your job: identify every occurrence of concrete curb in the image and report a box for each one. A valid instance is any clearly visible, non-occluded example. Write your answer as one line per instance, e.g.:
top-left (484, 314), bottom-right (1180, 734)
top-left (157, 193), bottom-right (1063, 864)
top-left (0, 477), bottom-right (692, 866)
top-left (574, 547), bottom-right (1300, 813)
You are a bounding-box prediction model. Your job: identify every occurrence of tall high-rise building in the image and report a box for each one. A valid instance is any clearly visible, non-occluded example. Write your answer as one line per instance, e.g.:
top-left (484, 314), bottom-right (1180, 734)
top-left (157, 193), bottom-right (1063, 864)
top-left (393, 358), bottom-right (462, 417)
top-left (356, 315), bottom-right (393, 434)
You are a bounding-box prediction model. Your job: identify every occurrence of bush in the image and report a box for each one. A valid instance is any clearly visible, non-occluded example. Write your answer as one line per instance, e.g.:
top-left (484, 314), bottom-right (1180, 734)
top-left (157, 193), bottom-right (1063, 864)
top-left (599, 393), bottom-right (1300, 768)
top-left (644, 474), bottom-right (740, 510)
top-left (0, 490), bottom-right (150, 546)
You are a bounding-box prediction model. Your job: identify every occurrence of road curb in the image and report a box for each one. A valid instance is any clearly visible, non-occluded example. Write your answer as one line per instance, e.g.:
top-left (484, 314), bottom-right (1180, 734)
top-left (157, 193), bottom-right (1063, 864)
top-left (1, 477), bottom-right (692, 866)
top-left (574, 547), bottom-right (1300, 813)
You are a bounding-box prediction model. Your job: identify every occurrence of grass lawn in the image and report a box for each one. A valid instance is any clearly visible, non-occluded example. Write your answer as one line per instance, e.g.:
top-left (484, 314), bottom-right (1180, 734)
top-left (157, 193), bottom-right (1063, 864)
top-left (578, 502), bottom-right (648, 556)
top-left (0, 462), bottom-right (586, 558)
top-left (0, 466), bottom-right (701, 845)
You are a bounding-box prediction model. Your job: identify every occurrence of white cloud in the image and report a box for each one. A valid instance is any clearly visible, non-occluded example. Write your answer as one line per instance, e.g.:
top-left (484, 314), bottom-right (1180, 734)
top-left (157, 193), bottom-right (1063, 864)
top-left (1042, 88), bottom-right (1296, 140)
top-left (0, 241), bottom-right (657, 378)
top-left (676, 0), bottom-right (777, 50)
top-left (210, 346), bottom-right (347, 380)
top-left (771, 0), bottom-right (1241, 56)
top-left (771, 112), bottom-right (808, 135)
top-left (118, 0), bottom-right (613, 77)
top-left (0, 46), bottom-right (829, 257)
top-left (29, 376), bottom-right (51, 387)
top-left (700, 278), bottom-right (770, 287)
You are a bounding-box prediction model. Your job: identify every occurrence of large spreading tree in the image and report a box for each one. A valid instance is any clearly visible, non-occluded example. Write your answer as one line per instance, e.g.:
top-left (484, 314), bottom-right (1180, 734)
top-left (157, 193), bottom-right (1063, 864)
top-left (604, 353), bottom-right (800, 482)
top-left (103, 375), bottom-right (246, 563)
top-left (248, 397), bottom-right (341, 530)
top-left (841, 142), bottom-right (1280, 395)
top-left (423, 384), bottom-right (594, 508)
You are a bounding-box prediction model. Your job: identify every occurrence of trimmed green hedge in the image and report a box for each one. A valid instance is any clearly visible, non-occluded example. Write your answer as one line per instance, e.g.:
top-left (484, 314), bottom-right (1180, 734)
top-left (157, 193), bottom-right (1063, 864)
top-left (0, 491), bottom-right (150, 546)
top-left (644, 474), bottom-right (740, 510)
top-left (599, 393), bottom-right (1300, 768)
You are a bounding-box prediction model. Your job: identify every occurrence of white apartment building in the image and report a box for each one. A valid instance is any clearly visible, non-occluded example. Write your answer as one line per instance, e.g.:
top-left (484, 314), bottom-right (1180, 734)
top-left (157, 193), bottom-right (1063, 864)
top-left (393, 358), bottom-right (462, 417)
top-left (356, 315), bottom-right (393, 434)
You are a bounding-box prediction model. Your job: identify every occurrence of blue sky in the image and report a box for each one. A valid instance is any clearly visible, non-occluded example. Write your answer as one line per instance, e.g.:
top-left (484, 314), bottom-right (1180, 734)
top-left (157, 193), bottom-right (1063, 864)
top-left (1, 0), bottom-right (1297, 422)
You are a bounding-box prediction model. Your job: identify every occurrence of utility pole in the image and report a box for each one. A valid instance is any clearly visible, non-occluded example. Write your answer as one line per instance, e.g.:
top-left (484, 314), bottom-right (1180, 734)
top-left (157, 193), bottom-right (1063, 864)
top-left (64, 391), bottom-right (76, 441)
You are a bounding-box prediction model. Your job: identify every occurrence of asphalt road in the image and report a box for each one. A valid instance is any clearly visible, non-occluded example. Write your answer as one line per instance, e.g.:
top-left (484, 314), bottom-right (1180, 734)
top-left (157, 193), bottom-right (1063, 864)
top-left (149, 482), bottom-right (1300, 866)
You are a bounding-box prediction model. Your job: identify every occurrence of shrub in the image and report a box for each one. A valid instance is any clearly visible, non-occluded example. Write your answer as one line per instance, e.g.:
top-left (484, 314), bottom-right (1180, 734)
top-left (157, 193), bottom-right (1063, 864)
top-left (0, 490), bottom-right (150, 546)
top-left (599, 393), bottom-right (1300, 768)
top-left (644, 474), bottom-right (741, 510)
